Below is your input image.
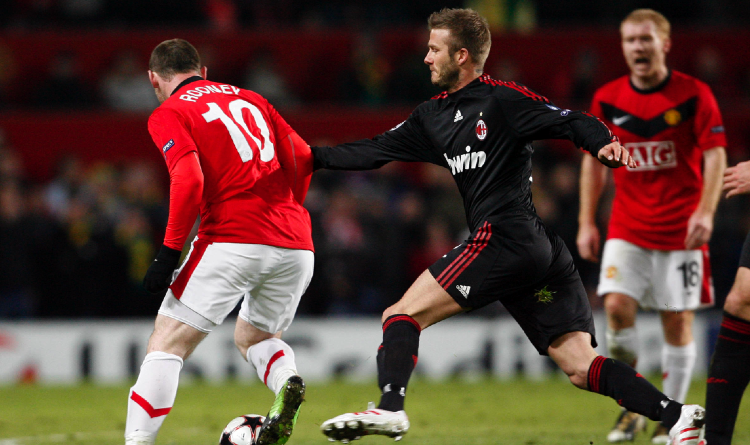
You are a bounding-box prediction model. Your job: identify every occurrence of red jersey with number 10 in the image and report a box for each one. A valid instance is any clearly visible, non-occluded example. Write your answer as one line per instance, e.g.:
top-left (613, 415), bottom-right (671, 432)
top-left (590, 70), bottom-right (726, 250)
top-left (148, 78), bottom-right (313, 251)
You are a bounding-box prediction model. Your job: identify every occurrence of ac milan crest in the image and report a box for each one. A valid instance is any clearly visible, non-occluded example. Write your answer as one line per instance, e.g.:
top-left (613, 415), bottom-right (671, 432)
top-left (476, 120), bottom-right (487, 140)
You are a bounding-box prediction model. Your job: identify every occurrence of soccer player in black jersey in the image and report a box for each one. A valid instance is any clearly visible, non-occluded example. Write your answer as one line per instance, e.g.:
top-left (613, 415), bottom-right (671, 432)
top-left (703, 161), bottom-right (750, 445)
top-left (316, 8), bottom-right (706, 444)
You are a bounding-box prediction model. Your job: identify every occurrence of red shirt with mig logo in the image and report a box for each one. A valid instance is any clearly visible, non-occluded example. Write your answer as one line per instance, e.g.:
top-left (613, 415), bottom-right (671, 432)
top-left (590, 70), bottom-right (726, 250)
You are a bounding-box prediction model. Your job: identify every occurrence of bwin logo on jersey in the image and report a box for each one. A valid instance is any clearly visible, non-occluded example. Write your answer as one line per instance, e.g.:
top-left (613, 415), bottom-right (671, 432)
top-left (444, 145), bottom-right (486, 175)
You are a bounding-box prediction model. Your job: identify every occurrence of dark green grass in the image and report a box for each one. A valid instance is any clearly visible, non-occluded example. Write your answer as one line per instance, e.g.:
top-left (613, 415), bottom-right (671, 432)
top-left (1, 377), bottom-right (748, 444)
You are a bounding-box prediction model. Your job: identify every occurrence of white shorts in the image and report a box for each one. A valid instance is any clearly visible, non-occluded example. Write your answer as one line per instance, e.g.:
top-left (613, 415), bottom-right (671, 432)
top-left (158, 238), bottom-right (314, 334)
top-left (597, 239), bottom-right (713, 311)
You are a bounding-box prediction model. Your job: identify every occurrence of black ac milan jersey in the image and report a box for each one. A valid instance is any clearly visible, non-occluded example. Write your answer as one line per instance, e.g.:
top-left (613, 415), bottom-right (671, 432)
top-left (312, 73), bottom-right (616, 231)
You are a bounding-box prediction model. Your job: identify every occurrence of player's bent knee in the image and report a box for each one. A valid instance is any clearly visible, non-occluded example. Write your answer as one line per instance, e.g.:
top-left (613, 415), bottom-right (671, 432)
top-left (569, 371), bottom-right (589, 389)
top-left (555, 360), bottom-right (589, 389)
top-left (724, 290), bottom-right (750, 318)
top-left (660, 311), bottom-right (694, 345)
top-left (381, 305), bottom-right (398, 323)
top-left (233, 321), bottom-right (279, 358)
top-left (234, 333), bottom-right (274, 356)
top-left (147, 315), bottom-right (207, 358)
top-left (382, 301), bottom-right (413, 323)
top-left (604, 294), bottom-right (637, 328)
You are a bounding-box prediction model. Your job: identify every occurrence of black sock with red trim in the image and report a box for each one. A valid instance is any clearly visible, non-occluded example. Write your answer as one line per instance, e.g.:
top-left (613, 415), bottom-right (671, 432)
top-left (587, 356), bottom-right (682, 427)
top-left (705, 312), bottom-right (750, 445)
top-left (377, 314), bottom-right (421, 412)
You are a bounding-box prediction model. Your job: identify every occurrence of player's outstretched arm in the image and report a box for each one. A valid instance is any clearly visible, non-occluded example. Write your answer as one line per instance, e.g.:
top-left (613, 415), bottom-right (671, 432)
top-left (596, 141), bottom-right (636, 169)
top-left (312, 112), bottom-right (440, 171)
top-left (723, 159), bottom-right (750, 198)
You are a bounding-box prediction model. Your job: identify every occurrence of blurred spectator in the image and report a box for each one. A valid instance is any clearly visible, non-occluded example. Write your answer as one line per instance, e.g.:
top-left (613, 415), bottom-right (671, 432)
top-left (0, 43), bottom-right (17, 108)
top-left (34, 50), bottom-right (96, 109)
top-left (203, 0), bottom-right (238, 31)
top-left (694, 45), bottom-right (732, 98)
top-left (59, 0), bottom-right (106, 25)
top-left (466, 0), bottom-right (536, 32)
top-left (45, 156), bottom-right (85, 219)
top-left (551, 48), bottom-right (599, 107)
top-left (100, 50), bottom-right (159, 111)
top-left (319, 187), bottom-right (367, 313)
top-left (569, 49), bottom-right (599, 105)
top-left (490, 57), bottom-right (522, 83)
top-left (409, 218), bottom-right (455, 280)
top-left (242, 50), bottom-right (298, 108)
top-left (0, 139), bottom-right (25, 185)
top-left (0, 181), bottom-right (35, 318)
top-left (387, 37), bottom-right (441, 105)
top-left (340, 33), bottom-right (392, 105)
top-left (114, 207), bottom-right (156, 299)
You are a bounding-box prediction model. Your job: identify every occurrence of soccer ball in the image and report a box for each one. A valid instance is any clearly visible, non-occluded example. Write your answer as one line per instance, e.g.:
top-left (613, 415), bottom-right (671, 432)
top-left (219, 414), bottom-right (266, 445)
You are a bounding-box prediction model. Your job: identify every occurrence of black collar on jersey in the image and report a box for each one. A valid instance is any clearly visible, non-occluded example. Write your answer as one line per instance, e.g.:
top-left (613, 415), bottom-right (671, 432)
top-left (630, 69), bottom-right (671, 95)
top-left (170, 75), bottom-right (204, 97)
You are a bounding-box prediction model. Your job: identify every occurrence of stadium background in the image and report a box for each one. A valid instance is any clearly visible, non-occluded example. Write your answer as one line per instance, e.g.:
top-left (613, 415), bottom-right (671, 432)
top-left (3, 1), bottom-right (750, 443)
top-left (1, 0), bottom-right (750, 386)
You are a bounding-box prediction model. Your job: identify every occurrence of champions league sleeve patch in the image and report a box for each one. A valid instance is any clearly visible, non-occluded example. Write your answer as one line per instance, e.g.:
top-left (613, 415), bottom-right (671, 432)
top-left (390, 121), bottom-right (405, 131)
top-left (711, 125), bottom-right (725, 134)
top-left (162, 139), bottom-right (175, 154)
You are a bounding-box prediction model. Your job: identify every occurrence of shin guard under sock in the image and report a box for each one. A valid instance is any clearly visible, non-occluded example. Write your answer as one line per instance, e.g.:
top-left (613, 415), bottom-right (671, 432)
top-left (125, 352), bottom-right (183, 440)
top-left (705, 312), bottom-right (750, 445)
top-left (247, 338), bottom-right (298, 395)
top-left (587, 356), bottom-right (682, 428)
top-left (377, 314), bottom-right (421, 412)
top-left (661, 341), bottom-right (696, 404)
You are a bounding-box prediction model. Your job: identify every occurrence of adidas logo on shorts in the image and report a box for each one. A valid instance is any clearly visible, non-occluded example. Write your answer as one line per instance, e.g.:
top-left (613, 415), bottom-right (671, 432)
top-left (456, 285), bottom-right (471, 298)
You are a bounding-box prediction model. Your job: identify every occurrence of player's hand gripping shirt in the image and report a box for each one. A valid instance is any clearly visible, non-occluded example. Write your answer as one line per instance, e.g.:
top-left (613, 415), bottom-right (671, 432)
top-left (148, 77), bottom-right (313, 251)
top-left (591, 70), bottom-right (726, 250)
top-left (313, 74), bottom-right (617, 232)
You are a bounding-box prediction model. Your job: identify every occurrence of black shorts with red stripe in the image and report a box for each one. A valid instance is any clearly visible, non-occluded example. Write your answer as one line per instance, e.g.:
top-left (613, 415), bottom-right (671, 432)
top-left (428, 212), bottom-right (597, 355)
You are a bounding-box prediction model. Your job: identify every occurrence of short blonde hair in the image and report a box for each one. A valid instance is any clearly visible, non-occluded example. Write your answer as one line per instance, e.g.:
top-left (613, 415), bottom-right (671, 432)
top-left (621, 9), bottom-right (671, 39)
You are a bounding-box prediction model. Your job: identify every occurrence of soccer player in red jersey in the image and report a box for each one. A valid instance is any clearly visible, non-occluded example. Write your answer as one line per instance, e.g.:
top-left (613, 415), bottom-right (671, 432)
top-left (577, 9), bottom-right (726, 443)
top-left (702, 162), bottom-right (750, 445)
top-left (124, 39), bottom-right (313, 445)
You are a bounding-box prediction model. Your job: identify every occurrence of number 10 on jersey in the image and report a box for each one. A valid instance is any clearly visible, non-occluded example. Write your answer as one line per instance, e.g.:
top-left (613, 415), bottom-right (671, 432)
top-left (202, 99), bottom-right (275, 163)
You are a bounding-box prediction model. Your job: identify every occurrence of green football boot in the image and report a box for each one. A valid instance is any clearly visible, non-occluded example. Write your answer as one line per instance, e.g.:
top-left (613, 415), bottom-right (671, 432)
top-left (255, 375), bottom-right (306, 445)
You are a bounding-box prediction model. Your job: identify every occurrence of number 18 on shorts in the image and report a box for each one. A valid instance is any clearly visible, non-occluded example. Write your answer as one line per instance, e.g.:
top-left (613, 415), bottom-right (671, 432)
top-left (597, 239), bottom-right (713, 311)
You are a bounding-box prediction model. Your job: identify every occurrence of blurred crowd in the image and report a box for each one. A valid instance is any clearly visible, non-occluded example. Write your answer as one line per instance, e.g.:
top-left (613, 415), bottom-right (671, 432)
top-left (3, 124), bottom-right (750, 320)
top-left (3, 37), bottom-right (750, 118)
top-left (1, 0), bottom-right (748, 30)
top-left (0, 130), bottom-right (168, 319)
top-left (1, 1), bottom-right (750, 320)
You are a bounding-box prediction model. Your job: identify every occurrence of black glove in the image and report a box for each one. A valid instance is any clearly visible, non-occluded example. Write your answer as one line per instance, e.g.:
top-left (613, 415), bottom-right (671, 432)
top-left (143, 244), bottom-right (182, 295)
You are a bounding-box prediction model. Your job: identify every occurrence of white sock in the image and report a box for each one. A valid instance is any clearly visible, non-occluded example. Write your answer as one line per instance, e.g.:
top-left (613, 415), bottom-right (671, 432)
top-left (125, 351), bottom-right (183, 442)
top-left (606, 327), bottom-right (639, 368)
top-left (661, 341), bottom-right (696, 403)
top-left (247, 338), bottom-right (298, 395)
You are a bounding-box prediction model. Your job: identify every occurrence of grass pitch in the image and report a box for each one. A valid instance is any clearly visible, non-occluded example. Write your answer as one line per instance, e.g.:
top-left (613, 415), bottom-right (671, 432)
top-left (1, 377), bottom-right (748, 445)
